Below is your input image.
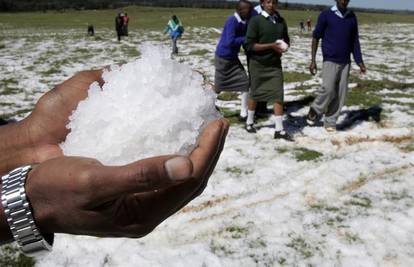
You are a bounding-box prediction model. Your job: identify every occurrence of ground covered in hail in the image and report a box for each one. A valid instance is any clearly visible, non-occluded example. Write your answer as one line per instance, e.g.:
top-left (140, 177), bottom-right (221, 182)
top-left (0, 23), bottom-right (413, 267)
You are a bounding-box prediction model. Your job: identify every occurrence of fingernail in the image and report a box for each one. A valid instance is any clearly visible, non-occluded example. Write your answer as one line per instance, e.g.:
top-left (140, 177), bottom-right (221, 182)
top-left (165, 157), bottom-right (192, 181)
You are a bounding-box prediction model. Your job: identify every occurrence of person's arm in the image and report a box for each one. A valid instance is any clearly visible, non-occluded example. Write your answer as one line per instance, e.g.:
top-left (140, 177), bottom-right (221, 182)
top-left (352, 17), bottom-right (366, 74)
top-left (0, 122), bottom-right (33, 176)
top-left (309, 12), bottom-right (326, 75)
top-left (309, 38), bottom-right (319, 75)
top-left (282, 19), bottom-right (290, 47)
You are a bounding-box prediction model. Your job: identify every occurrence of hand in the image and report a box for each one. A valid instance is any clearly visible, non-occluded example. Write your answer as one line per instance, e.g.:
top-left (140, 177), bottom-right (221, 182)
top-left (0, 70), bottom-right (104, 175)
top-left (359, 63), bottom-right (367, 75)
top-left (272, 43), bottom-right (284, 55)
top-left (25, 119), bottom-right (229, 238)
top-left (23, 70), bottom-right (105, 164)
top-left (309, 61), bottom-right (317, 75)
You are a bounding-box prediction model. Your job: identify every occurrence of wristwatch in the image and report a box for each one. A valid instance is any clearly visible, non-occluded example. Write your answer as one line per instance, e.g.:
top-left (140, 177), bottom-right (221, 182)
top-left (1, 165), bottom-right (54, 256)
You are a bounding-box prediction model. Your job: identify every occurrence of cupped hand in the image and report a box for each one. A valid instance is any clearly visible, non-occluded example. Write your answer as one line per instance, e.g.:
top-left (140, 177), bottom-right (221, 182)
top-left (22, 70), bottom-right (104, 163)
top-left (25, 119), bottom-right (229, 238)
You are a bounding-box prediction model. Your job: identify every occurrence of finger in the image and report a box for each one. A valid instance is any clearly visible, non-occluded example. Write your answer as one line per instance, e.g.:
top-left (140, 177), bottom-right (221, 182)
top-left (125, 119), bottom-right (229, 223)
top-left (189, 118), bottom-right (229, 179)
top-left (94, 155), bottom-right (193, 200)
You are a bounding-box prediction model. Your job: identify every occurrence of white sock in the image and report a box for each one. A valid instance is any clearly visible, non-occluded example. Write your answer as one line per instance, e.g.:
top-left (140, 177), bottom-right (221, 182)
top-left (247, 110), bottom-right (255, 125)
top-left (274, 115), bottom-right (284, 132)
top-left (240, 92), bottom-right (248, 117)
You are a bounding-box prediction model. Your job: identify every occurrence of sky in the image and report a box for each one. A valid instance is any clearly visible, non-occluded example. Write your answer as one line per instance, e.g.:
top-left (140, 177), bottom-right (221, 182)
top-left (285, 0), bottom-right (414, 11)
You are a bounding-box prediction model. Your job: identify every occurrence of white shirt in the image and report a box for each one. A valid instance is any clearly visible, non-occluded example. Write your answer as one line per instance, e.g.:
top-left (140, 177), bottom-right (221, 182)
top-left (234, 12), bottom-right (246, 24)
top-left (261, 10), bottom-right (278, 24)
top-left (331, 5), bottom-right (351, 19)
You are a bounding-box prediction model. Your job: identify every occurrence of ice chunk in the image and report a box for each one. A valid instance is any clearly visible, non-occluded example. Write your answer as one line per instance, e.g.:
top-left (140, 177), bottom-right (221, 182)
top-left (60, 43), bottom-right (220, 166)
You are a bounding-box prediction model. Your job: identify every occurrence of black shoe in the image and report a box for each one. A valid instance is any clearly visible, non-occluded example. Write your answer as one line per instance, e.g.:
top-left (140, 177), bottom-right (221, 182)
top-left (306, 107), bottom-right (320, 126)
top-left (245, 123), bottom-right (257, 133)
top-left (274, 131), bottom-right (294, 141)
top-left (238, 115), bottom-right (247, 122)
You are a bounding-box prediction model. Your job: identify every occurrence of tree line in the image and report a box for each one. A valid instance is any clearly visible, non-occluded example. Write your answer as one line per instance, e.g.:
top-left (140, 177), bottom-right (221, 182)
top-left (0, 0), bottom-right (412, 14)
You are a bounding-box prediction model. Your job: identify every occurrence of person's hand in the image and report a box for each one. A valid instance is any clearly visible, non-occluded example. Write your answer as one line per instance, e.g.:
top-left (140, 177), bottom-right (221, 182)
top-left (22, 70), bottom-right (105, 164)
top-left (272, 43), bottom-right (284, 55)
top-left (0, 70), bottom-right (105, 175)
top-left (309, 61), bottom-right (317, 75)
top-left (359, 63), bottom-right (367, 75)
top-left (25, 119), bottom-right (229, 238)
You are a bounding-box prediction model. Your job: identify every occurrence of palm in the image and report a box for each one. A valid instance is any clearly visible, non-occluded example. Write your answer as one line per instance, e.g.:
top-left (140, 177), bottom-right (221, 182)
top-left (24, 70), bottom-right (104, 162)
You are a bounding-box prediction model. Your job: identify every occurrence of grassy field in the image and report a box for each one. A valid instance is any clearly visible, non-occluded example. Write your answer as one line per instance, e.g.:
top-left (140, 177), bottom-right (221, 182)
top-left (1, 6), bottom-right (414, 31)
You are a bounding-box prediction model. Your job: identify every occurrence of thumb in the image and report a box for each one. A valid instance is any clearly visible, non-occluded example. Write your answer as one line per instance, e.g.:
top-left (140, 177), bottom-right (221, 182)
top-left (95, 156), bottom-right (193, 200)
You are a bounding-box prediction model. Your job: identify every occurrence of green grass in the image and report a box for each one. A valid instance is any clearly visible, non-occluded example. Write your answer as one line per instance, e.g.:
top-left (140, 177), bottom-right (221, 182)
top-left (188, 48), bottom-right (210, 56)
top-left (284, 71), bottom-right (312, 83)
top-left (346, 76), bottom-right (414, 107)
top-left (217, 91), bottom-right (239, 101)
top-left (0, 245), bottom-right (35, 267)
top-left (294, 147), bottom-right (323, 161)
top-left (0, 6), bottom-right (413, 32)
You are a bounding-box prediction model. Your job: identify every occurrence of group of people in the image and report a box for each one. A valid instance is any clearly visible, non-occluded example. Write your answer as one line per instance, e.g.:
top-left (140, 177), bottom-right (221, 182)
top-left (214, 0), bottom-right (366, 141)
top-left (113, 12), bottom-right (184, 55)
top-left (299, 16), bottom-right (312, 33)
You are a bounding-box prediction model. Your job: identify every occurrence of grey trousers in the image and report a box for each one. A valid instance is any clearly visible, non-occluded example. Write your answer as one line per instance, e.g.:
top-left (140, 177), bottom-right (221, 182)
top-left (311, 61), bottom-right (350, 127)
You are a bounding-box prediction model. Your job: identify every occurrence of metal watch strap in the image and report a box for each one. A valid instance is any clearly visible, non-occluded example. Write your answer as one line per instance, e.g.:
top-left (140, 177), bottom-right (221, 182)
top-left (1, 165), bottom-right (54, 256)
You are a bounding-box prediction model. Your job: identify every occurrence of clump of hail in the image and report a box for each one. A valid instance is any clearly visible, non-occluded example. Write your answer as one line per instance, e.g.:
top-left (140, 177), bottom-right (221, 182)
top-left (60, 43), bottom-right (220, 166)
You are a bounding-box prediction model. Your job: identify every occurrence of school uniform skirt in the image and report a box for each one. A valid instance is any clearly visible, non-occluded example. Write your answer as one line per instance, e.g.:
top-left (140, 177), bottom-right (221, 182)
top-left (249, 58), bottom-right (284, 103)
top-left (214, 55), bottom-right (249, 92)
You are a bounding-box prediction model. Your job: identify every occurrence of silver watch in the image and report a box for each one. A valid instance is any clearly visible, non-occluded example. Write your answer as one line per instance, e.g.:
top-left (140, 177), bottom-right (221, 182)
top-left (1, 165), bottom-right (54, 256)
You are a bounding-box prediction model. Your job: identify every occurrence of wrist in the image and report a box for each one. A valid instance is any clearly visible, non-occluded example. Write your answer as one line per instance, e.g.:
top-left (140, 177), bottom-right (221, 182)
top-left (0, 182), bottom-right (14, 243)
top-left (1, 166), bottom-right (54, 255)
top-left (0, 120), bottom-right (33, 176)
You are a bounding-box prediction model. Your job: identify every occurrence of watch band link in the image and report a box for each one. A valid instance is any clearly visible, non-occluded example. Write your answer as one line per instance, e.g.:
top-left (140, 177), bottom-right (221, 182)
top-left (1, 166), bottom-right (53, 255)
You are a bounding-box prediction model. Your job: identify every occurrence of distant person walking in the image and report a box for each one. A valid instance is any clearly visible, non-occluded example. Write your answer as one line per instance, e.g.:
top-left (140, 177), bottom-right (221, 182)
top-left (299, 20), bottom-right (305, 33)
top-left (164, 15), bottom-right (184, 55)
top-left (123, 13), bottom-right (129, 36)
top-left (306, 16), bottom-right (312, 31)
top-left (214, 0), bottom-right (253, 121)
top-left (87, 24), bottom-right (95, 36)
top-left (307, 0), bottom-right (366, 132)
top-left (245, 0), bottom-right (292, 141)
top-left (115, 13), bottom-right (124, 41)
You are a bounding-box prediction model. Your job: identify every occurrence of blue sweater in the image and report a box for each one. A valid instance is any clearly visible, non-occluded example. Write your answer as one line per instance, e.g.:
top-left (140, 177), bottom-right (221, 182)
top-left (215, 13), bottom-right (248, 60)
top-left (313, 7), bottom-right (363, 64)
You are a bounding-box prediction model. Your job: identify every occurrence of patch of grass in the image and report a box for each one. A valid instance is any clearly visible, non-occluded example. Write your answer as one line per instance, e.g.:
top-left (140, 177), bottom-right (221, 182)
top-left (346, 194), bottom-right (372, 208)
top-left (284, 71), bottom-right (312, 83)
top-left (294, 147), bottom-right (323, 162)
top-left (225, 167), bottom-right (242, 175)
top-left (399, 141), bottom-right (414, 152)
top-left (188, 48), bottom-right (210, 56)
top-left (0, 245), bottom-right (35, 267)
top-left (1, 87), bottom-right (20, 95)
top-left (0, 43), bottom-right (5, 49)
top-left (225, 225), bottom-right (249, 239)
top-left (210, 241), bottom-right (235, 256)
top-left (217, 91), bottom-right (239, 101)
top-left (344, 231), bottom-right (362, 244)
top-left (219, 107), bottom-right (242, 124)
top-left (41, 67), bottom-right (61, 76)
top-left (346, 77), bottom-right (414, 107)
top-left (286, 234), bottom-right (317, 259)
